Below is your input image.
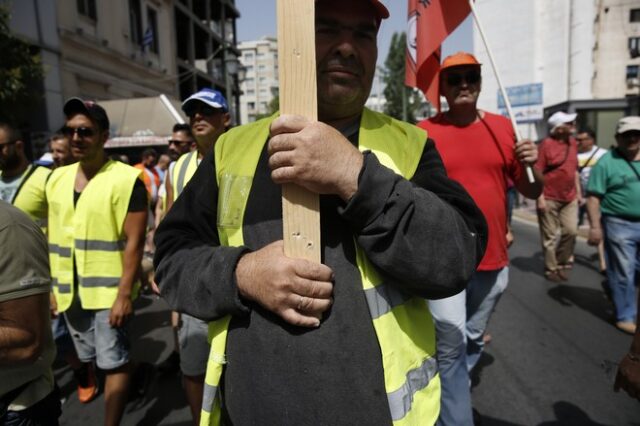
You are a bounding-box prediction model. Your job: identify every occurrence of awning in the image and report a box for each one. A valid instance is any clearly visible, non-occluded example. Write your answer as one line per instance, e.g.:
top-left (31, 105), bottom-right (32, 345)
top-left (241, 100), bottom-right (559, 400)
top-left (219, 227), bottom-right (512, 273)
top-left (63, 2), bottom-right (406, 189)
top-left (101, 95), bottom-right (187, 148)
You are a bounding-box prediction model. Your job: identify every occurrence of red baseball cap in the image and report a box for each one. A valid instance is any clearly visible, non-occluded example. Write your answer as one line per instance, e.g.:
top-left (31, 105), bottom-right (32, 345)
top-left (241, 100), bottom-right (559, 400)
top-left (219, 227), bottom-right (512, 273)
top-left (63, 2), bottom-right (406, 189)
top-left (316, 0), bottom-right (390, 21)
top-left (441, 52), bottom-right (482, 71)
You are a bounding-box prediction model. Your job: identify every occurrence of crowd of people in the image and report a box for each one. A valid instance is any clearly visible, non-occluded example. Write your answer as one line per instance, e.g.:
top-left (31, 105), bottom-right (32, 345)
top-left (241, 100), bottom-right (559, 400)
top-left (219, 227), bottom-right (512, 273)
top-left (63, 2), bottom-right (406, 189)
top-left (1, 0), bottom-right (639, 425)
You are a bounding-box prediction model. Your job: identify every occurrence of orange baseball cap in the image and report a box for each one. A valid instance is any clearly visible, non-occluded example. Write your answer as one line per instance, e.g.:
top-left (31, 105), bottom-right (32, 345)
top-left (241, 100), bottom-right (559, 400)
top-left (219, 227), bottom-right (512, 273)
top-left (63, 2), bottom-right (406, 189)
top-left (441, 52), bottom-right (482, 71)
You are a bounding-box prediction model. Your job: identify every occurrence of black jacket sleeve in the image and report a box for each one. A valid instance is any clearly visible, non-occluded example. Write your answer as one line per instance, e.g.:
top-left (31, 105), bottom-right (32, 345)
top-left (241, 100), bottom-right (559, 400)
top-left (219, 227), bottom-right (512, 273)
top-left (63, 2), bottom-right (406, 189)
top-left (153, 151), bottom-right (250, 321)
top-left (340, 138), bottom-right (487, 299)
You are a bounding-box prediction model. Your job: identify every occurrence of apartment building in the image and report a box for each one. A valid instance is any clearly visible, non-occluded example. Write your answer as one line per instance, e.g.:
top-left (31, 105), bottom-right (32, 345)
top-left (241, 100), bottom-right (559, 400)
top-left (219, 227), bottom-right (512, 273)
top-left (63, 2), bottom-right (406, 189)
top-left (238, 37), bottom-right (279, 124)
top-left (5, 0), bottom-right (241, 143)
top-left (473, 0), bottom-right (640, 141)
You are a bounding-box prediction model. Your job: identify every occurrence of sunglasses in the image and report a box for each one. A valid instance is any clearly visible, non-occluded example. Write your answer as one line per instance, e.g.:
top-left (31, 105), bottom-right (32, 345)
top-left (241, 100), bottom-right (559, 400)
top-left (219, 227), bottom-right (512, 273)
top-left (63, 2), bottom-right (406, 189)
top-left (168, 139), bottom-right (193, 146)
top-left (445, 70), bottom-right (481, 86)
top-left (61, 126), bottom-right (95, 138)
top-left (185, 105), bottom-right (220, 118)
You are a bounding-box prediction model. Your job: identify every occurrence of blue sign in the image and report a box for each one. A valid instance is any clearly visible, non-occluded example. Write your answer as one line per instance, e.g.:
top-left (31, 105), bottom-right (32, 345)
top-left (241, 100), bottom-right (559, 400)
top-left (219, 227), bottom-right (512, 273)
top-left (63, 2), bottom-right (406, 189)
top-left (497, 83), bottom-right (543, 109)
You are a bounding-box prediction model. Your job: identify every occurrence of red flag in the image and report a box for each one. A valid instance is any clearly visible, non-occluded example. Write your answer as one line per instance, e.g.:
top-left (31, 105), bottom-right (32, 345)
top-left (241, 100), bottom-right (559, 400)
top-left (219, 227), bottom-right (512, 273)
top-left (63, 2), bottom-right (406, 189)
top-left (405, 0), bottom-right (471, 110)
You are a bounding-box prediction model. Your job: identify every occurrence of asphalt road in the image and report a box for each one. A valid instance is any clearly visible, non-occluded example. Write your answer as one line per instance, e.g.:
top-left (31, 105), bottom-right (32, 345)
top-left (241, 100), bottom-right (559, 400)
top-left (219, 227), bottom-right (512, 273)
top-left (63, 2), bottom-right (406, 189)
top-left (55, 218), bottom-right (639, 425)
top-left (472, 218), bottom-right (640, 426)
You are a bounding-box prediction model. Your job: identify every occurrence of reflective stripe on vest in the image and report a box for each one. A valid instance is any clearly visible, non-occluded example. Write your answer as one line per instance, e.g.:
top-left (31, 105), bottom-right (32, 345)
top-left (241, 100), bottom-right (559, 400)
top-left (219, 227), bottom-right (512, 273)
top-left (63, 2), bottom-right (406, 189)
top-left (200, 109), bottom-right (440, 426)
top-left (173, 151), bottom-right (199, 200)
top-left (46, 160), bottom-right (143, 312)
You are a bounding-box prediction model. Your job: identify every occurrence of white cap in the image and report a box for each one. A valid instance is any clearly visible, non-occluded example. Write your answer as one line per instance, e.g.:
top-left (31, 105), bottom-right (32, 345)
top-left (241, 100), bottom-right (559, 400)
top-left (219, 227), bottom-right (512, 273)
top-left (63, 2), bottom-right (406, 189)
top-left (615, 116), bottom-right (640, 134)
top-left (548, 111), bottom-right (577, 132)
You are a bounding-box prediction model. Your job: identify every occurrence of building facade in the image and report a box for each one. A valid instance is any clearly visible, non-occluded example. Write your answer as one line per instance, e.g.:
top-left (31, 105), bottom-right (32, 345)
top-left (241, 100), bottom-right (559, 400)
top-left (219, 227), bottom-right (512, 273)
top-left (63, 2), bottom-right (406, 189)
top-left (4, 0), bottom-right (241, 149)
top-left (238, 37), bottom-right (279, 124)
top-left (473, 0), bottom-right (640, 142)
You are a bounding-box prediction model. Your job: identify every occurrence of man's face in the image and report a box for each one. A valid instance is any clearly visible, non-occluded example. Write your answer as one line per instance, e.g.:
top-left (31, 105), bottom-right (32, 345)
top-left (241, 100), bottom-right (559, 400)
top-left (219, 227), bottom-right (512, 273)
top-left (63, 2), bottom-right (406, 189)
top-left (575, 132), bottom-right (594, 153)
top-left (50, 137), bottom-right (73, 168)
top-left (63, 113), bottom-right (106, 163)
top-left (315, 0), bottom-right (378, 122)
top-left (439, 65), bottom-right (482, 109)
top-left (188, 102), bottom-right (230, 148)
top-left (616, 131), bottom-right (640, 156)
top-left (142, 154), bottom-right (157, 168)
top-left (0, 128), bottom-right (20, 171)
top-left (551, 121), bottom-right (575, 140)
top-left (168, 130), bottom-right (194, 160)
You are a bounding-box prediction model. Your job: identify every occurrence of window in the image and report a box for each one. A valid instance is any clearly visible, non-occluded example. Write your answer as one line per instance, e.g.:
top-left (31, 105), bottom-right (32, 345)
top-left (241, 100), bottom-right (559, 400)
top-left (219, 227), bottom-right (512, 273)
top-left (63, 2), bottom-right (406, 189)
top-left (77, 0), bottom-right (97, 20)
top-left (258, 65), bottom-right (266, 71)
top-left (129, 0), bottom-right (142, 47)
top-left (245, 78), bottom-right (255, 86)
top-left (245, 65), bottom-right (254, 73)
top-left (244, 52), bottom-right (254, 60)
top-left (248, 102), bottom-right (255, 110)
top-left (631, 8), bottom-right (640, 22)
top-left (630, 37), bottom-right (640, 59)
top-left (627, 65), bottom-right (639, 81)
top-left (247, 89), bottom-right (255, 96)
top-left (146, 7), bottom-right (159, 53)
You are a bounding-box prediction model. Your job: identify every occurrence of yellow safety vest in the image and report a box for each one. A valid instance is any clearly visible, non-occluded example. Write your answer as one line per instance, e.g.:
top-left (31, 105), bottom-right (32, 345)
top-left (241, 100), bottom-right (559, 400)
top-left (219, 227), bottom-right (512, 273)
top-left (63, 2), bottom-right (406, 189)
top-left (3, 164), bottom-right (50, 226)
top-left (46, 160), bottom-right (143, 312)
top-left (172, 150), bottom-right (199, 201)
top-left (200, 108), bottom-right (440, 425)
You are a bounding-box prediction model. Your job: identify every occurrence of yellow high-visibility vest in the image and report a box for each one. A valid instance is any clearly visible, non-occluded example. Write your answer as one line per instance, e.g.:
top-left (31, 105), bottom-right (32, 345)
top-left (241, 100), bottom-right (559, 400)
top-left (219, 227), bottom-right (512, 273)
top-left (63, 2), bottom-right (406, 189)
top-left (46, 160), bottom-right (143, 312)
top-left (200, 108), bottom-right (440, 425)
top-left (172, 150), bottom-right (199, 201)
top-left (2, 164), bottom-right (50, 226)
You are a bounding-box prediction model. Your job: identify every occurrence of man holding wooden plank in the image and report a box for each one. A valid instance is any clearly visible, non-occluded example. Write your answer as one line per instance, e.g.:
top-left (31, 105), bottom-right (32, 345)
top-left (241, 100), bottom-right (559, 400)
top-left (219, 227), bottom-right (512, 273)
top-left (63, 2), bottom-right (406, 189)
top-left (154, 0), bottom-right (487, 424)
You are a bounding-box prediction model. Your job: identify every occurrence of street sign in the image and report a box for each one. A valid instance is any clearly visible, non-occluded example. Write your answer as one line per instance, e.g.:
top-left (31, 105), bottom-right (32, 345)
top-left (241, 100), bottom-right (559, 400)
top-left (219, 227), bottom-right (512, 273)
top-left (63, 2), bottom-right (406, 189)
top-left (497, 83), bottom-right (543, 123)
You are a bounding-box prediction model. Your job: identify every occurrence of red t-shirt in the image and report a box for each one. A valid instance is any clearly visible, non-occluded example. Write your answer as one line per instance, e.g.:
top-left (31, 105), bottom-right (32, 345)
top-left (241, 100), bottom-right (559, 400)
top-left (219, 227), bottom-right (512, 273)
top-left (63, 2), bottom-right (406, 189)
top-left (418, 112), bottom-right (523, 270)
top-left (534, 137), bottom-right (578, 202)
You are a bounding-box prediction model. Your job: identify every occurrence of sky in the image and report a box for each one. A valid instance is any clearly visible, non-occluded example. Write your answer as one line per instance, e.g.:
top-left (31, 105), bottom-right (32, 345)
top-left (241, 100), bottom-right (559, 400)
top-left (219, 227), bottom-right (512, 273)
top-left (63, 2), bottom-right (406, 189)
top-left (234, 0), bottom-right (474, 68)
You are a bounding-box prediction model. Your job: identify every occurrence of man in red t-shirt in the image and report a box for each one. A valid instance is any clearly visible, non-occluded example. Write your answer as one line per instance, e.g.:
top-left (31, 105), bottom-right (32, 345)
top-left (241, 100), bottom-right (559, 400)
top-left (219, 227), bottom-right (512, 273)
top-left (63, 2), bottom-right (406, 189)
top-left (535, 111), bottom-right (581, 282)
top-left (418, 52), bottom-right (543, 426)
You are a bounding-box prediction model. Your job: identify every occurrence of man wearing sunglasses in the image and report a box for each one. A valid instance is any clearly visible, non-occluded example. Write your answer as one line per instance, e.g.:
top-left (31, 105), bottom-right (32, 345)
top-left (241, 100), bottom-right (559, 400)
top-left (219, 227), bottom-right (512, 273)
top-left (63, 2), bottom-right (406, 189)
top-left (46, 98), bottom-right (148, 426)
top-left (158, 89), bottom-right (230, 423)
top-left (155, 2), bottom-right (487, 424)
top-left (0, 123), bottom-right (50, 226)
top-left (418, 52), bottom-right (543, 426)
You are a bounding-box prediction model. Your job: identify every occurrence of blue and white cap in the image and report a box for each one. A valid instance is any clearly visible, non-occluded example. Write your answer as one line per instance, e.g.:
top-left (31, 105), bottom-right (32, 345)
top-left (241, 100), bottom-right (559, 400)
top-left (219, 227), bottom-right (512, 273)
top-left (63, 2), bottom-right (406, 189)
top-left (182, 88), bottom-right (229, 114)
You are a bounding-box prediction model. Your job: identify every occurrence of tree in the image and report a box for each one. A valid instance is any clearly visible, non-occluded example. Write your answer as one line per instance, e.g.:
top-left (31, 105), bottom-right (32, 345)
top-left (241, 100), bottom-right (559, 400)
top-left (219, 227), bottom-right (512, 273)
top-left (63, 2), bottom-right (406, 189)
top-left (382, 32), bottom-right (422, 123)
top-left (254, 94), bottom-right (279, 121)
top-left (0, 5), bottom-right (44, 126)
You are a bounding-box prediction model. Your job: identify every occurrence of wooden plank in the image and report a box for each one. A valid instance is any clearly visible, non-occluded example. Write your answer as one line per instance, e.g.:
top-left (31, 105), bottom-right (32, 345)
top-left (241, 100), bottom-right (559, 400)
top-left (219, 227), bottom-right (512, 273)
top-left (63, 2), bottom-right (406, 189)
top-left (277, 0), bottom-right (321, 262)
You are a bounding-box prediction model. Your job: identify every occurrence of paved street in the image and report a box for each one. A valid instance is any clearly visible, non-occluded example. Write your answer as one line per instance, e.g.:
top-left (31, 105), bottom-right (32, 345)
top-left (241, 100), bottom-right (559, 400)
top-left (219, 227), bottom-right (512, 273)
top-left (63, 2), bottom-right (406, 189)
top-left (55, 217), bottom-right (639, 425)
top-left (473, 218), bottom-right (639, 425)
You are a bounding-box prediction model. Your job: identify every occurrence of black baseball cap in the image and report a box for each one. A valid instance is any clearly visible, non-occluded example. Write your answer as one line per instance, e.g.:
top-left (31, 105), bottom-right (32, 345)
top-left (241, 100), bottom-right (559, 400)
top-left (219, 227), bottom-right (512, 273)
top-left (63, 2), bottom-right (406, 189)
top-left (63, 97), bottom-right (110, 131)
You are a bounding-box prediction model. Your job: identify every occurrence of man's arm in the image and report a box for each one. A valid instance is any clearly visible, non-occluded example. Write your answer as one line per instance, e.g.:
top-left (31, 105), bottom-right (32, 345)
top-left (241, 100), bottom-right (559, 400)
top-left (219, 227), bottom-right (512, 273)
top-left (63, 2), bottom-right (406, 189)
top-left (339, 141), bottom-right (487, 299)
top-left (109, 209), bottom-right (147, 328)
top-left (0, 293), bottom-right (50, 366)
top-left (268, 116), bottom-right (488, 299)
top-left (165, 166), bottom-right (175, 212)
top-left (586, 195), bottom-right (603, 246)
top-left (154, 152), bottom-right (251, 322)
top-left (513, 139), bottom-right (543, 199)
top-left (615, 290), bottom-right (640, 400)
top-left (575, 171), bottom-right (583, 205)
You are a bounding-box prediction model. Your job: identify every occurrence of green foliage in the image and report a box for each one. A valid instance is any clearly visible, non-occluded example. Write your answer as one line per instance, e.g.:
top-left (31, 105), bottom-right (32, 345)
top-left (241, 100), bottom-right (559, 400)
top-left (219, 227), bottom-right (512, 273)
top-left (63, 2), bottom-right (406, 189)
top-left (0, 5), bottom-right (44, 126)
top-left (382, 32), bottom-right (421, 123)
top-left (254, 95), bottom-right (280, 121)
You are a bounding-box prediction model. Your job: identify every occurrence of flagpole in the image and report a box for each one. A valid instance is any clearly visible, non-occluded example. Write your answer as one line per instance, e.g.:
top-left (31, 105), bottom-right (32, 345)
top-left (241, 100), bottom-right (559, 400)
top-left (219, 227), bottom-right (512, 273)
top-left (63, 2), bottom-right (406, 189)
top-left (468, 0), bottom-right (536, 183)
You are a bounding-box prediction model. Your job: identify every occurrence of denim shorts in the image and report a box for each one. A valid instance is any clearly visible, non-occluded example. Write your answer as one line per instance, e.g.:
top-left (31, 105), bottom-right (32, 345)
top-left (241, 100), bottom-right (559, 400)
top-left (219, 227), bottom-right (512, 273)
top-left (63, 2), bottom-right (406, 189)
top-left (63, 297), bottom-right (131, 370)
top-left (177, 314), bottom-right (210, 377)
